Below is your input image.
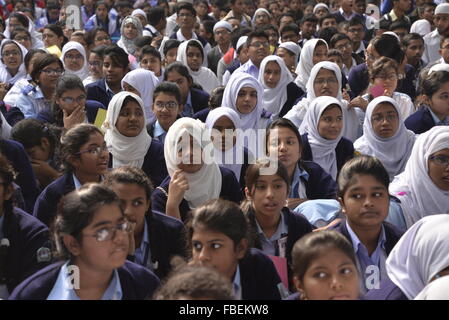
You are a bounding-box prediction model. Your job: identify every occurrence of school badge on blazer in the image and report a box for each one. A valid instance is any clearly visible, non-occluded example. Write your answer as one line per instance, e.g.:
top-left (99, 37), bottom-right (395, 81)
top-left (36, 247), bottom-right (52, 263)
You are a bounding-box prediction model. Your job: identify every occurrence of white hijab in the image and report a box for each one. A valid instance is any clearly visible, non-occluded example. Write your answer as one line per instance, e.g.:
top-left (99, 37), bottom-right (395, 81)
top-left (386, 215), bottom-right (449, 300)
top-left (258, 55), bottom-right (293, 119)
top-left (294, 39), bottom-right (328, 91)
top-left (415, 275), bottom-right (449, 300)
top-left (389, 126), bottom-right (449, 228)
top-left (61, 41), bottom-right (90, 81)
top-left (0, 40), bottom-right (28, 85)
top-left (121, 68), bottom-right (159, 123)
top-left (176, 39), bottom-right (219, 94)
top-left (117, 15), bottom-right (143, 56)
top-left (102, 91), bottom-right (152, 169)
top-left (205, 107), bottom-right (244, 181)
top-left (354, 96), bottom-right (416, 181)
top-left (299, 96), bottom-right (344, 180)
top-left (164, 118), bottom-right (222, 209)
top-left (4, 14), bottom-right (44, 49)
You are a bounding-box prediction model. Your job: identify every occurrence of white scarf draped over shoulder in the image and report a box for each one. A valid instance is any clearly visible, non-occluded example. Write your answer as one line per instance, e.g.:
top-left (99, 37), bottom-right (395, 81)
top-left (61, 41), bottom-right (90, 81)
top-left (258, 55), bottom-right (293, 119)
top-left (354, 96), bottom-right (416, 181)
top-left (121, 68), bottom-right (159, 123)
top-left (0, 40), bottom-right (28, 85)
top-left (294, 39), bottom-right (328, 91)
top-left (102, 91), bottom-right (151, 169)
top-left (389, 126), bottom-right (449, 228)
top-left (299, 96), bottom-right (345, 180)
top-left (176, 39), bottom-right (219, 94)
top-left (386, 215), bottom-right (449, 300)
top-left (164, 118), bottom-right (222, 209)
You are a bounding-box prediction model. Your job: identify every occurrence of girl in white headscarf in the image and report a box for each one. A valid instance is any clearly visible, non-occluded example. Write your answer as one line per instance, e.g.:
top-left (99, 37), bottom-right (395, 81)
top-left (117, 15), bottom-right (143, 57)
top-left (294, 39), bottom-right (328, 91)
top-left (285, 61), bottom-right (361, 141)
top-left (354, 96), bottom-right (416, 181)
top-left (299, 96), bottom-right (354, 180)
top-left (0, 39), bottom-right (27, 85)
top-left (381, 215), bottom-right (449, 300)
top-left (176, 39), bottom-right (219, 94)
top-left (102, 91), bottom-right (168, 187)
top-left (4, 13), bottom-right (44, 50)
top-left (121, 68), bottom-right (159, 123)
top-left (151, 117), bottom-right (242, 221)
top-left (415, 275), bottom-right (449, 300)
top-left (61, 41), bottom-right (90, 81)
top-left (389, 126), bottom-right (449, 229)
top-left (258, 55), bottom-right (302, 119)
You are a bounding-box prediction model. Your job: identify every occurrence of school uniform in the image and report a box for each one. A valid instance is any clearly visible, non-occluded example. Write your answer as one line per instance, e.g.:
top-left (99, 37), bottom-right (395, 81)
top-left (238, 248), bottom-right (282, 300)
top-left (86, 79), bottom-right (116, 111)
top-left (151, 166), bottom-right (244, 222)
top-left (8, 260), bottom-right (160, 300)
top-left (301, 133), bottom-right (354, 174)
top-left (192, 108), bottom-right (210, 122)
top-left (0, 140), bottom-right (40, 213)
top-left (364, 277), bottom-right (408, 300)
top-left (36, 100), bottom-right (106, 125)
top-left (294, 161), bottom-right (338, 200)
top-left (278, 83), bottom-right (305, 118)
top-left (1, 207), bottom-right (52, 296)
top-left (189, 88), bottom-right (210, 114)
top-left (127, 211), bottom-right (186, 280)
top-left (404, 105), bottom-right (447, 134)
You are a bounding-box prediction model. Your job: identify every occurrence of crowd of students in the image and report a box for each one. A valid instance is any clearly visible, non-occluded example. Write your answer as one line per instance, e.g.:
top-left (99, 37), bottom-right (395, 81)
top-left (0, 0), bottom-right (448, 301)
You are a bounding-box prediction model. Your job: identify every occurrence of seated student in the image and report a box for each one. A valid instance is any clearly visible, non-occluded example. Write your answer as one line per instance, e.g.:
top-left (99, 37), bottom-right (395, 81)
top-left (258, 55), bottom-right (302, 119)
top-left (83, 45), bottom-right (107, 86)
top-left (139, 45), bottom-right (164, 83)
top-left (352, 57), bottom-right (415, 121)
top-left (205, 107), bottom-right (252, 190)
top-left (389, 126), bottom-right (449, 229)
top-left (193, 85), bottom-right (225, 122)
top-left (60, 41), bottom-right (89, 82)
top-left (0, 155), bottom-right (52, 299)
top-left (0, 40), bottom-right (28, 86)
top-left (33, 124), bottom-right (109, 227)
top-left (164, 62), bottom-right (210, 117)
top-left (121, 68), bottom-right (159, 124)
top-left (10, 27), bottom-right (33, 51)
top-left (104, 166), bottom-right (186, 280)
top-left (276, 42), bottom-right (301, 79)
top-left (266, 118), bottom-right (338, 210)
top-left (242, 158), bottom-right (313, 289)
top-left (298, 96), bottom-right (355, 180)
top-left (11, 119), bottom-right (62, 189)
top-left (39, 74), bottom-right (105, 129)
top-left (289, 230), bottom-right (360, 300)
top-left (132, 36), bottom-right (152, 63)
top-left (117, 15), bottom-right (143, 59)
top-left (85, 27), bottom-right (112, 52)
top-left (154, 263), bottom-right (234, 300)
top-left (162, 39), bottom-right (181, 67)
top-left (151, 118), bottom-right (243, 222)
top-left (220, 34), bottom-right (250, 86)
top-left (187, 199), bottom-right (282, 300)
top-left (84, 1), bottom-right (119, 40)
top-left (147, 82), bottom-right (183, 145)
top-left (414, 274), bottom-right (449, 300)
top-left (176, 39), bottom-right (220, 95)
top-left (405, 70), bottom-right (449, 134)
top-left (365, 215), bottom-right (449, 300)
top-left (331, 156), bottom-right (404, 294)
top-left (102, 91), bottom-right (168, 188)
top-left (86, 45), bottom-right (130, 109)
top-left (354, 97), bottom-right (416, 181)
top-left (9, 183), bottom-right (160, 300)
top-left (294, 39), bottom-right (329, 92)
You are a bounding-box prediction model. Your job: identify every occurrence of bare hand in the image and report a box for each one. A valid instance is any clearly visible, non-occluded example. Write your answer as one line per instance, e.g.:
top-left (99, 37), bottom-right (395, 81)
top-left (31, 159), bottom-right (61, 187)
top-left (151, 36), bottom-right (163, 48)
top-left (127, 221), bottom-right (136, 255)
top-left (0, 82), bottom-right (10, 101)
top-left (349, 96), bottom-right (368, 111)
top-left (342, 89), bottom-right (350, 103)
top-left (313, 218), bottom-right (342, 232)
top-left (63, 105), bottom-right (86, 130)
top-left (168, 170), bottom-right (189, 206)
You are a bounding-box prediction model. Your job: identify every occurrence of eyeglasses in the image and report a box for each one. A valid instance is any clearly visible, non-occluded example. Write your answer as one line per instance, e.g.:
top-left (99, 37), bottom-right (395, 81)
top-left (154, 101), bottom-right (179, 110)
top-left (84, 220), bottom-right (133, 242)
top-left (41, 68), bottom-right (64, 76)
top-left (371, 114), bottom-right (398, 123)
top-left (61, 95), bottom-right (86, 104)
top-left (335, 42), bottom-right (352, 51)
top-left (250, 41), bottom-right (270, 48)
top-left (429, 155), bottom-right (449, 167)
top-left (375, 73), bottom-right (398, 81)
top-left (2, 50), bottom-right (20, 57)
top-left (314, 77), bottom-right (338, 85)
top-left (179, 13), bottom-right (194, 18)
top-left (65, 53), bottom-right (83, 60)
top-left (14, 36), bottom-right (31, 41)
top-left (75, 144), bottom-right (109, 156)
top-left (348, 27), bottom-right (364, 33)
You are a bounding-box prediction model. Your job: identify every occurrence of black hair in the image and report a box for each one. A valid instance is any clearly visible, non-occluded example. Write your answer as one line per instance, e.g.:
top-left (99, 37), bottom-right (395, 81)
top-left (337, 155), bottom-right (390, 198)
top-left (51, 74), bottom-right (86, 127)
top-left (9, 12), bottom-right (29, 28)
top-left (280, 23), bottom-right (300, 36)
top-left (389, 20), bottom-right (410, 32)
top-left (140, 45), bottom-right (162, 61)
top-left (153, 81), bottom-right (182, 104)
top-left (422, 70), bottom-right (449, 99)
top-left (163, 39), bottom-right (181, 56)
top-left (319, 13), bottom-right (337, 27)
top-left (208, 86), bottom-right (225, 109)
top-left (104, 166), bottom-right (154, 202)
top-left (317, 27), bottom-right (338, 45)
top-left (300, 13), bottom-right (318, 25)
top-left (330, 32), bottom-right (351, 48)
top-left (85, 27), bottom-right (110, 47)
top-left (148, 6), bottom-right (166, 26)
top-left (164, 62), bottom-right (193, 84)
top-left (402, 33), bottom-right (424, 48)
top-left (134, 35), bottom-right (153, 48)
top-left (245, 158), bottom-right (290, 195)
top-left (10, 26), bottom-right (30, 41)
top-left (0, 155), bottom-right (16, 215)
top-left (231, 26), bottom-right (252, 50)
top-left (246, 29), bottom-right (269, 47)
top-left (328, 48), bottom-right (343, 58)
top-left (115, 0), bottom-right (132, 8)
top-left (90, 44), bottom-right (108, 59)
top-left (103, 44), bottom-right (129, 69)
top-left (348, 16), bottom-right (364, 27)
top-left (43, 23), bottom-right (65, 38)
top-left (371, 33), bottom-right (404, 64)
top-left (176, 2), bottom-right (196, 16)
top-left (30, 53), bottom-right (64, 82)
top-left (53, 183), bottom-right (122, 259)
top-left (23, 48), bottom-right (46, 73)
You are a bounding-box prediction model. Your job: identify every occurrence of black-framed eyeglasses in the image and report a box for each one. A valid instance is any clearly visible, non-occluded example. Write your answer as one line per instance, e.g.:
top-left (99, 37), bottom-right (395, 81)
top-left (250, 41), bottom-right (270, 48)
top-left (84, 220), bottom-right (133, 242)
top-left (75, 144), bottom-right (109, 156)
top-left (41, 68), bottom-right (64, 76)
top-left (154, 101), bottom-right (178, 110)
top-left (429, 155), bottom-right (449, 167)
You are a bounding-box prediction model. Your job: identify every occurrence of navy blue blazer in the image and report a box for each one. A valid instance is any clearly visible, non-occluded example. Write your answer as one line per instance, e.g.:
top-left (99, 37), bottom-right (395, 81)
top-left (190, 88), bottom-right (210, 114)
top-left (8, 260), bottom-right (160, 300)
top-left (192, 108), bottom-right (210, 122)
top-left (404, 105), bottom-right (436, 134)
top-left (151, 166), bottom-right (244, 222)
top-left (33, 172), bottom-right (76, 227)
top-left (0, 140), bottom-right (40, 213)
top-left (348, 63), bottom-right (416, 99)
top-left (278, 82), bottom-right (304, 118)
top-left (364, 277), bottom-right (408, 300)
top-left (301, 133), bottom-right (354, 174)
top-left (86, 79), bottom-right (115, 109)
top-left (127, 211), bottom-right (187, 280)
top-left (109, 139), bottom-right (168, 188)
top-left (300, 160), bottom-right (338, 199)
top-left (239, 248), bottom-right (282, 300)
top-left (36, 100), bottom-right (106, 125)
top-left (1, 207), bottom-right (52, 293)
